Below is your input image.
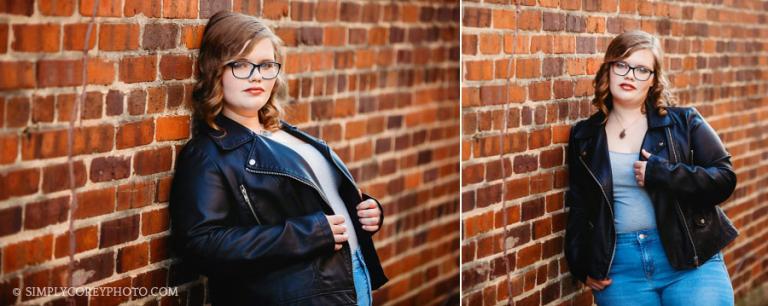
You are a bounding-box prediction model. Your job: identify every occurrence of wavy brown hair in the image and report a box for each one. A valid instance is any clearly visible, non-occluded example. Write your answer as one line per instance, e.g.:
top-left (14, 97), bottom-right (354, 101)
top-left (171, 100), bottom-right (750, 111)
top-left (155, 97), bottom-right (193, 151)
top-left (192, 11), bottom-right (287, 132)
top-left (592, 30), bottom-right (676, 119)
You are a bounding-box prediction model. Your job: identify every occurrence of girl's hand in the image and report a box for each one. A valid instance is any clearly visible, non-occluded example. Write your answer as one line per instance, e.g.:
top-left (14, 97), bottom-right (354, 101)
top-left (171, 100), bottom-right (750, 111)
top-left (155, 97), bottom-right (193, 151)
top-left (586, 276), bottom-right (613, 291)
top-left (325, 214), bottom-right (347, 251)
top-left (356, 199), bottom-right (381, 232)
top-left (634, 149), bottom-right (652, 187)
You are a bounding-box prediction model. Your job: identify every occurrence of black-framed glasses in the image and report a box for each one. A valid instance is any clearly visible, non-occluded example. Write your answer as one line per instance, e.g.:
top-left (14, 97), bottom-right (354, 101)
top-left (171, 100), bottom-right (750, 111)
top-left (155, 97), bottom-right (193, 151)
top-left (611, 61), bottom-right (654, 81)
top-left (225, 60), bottom-right (282, 80)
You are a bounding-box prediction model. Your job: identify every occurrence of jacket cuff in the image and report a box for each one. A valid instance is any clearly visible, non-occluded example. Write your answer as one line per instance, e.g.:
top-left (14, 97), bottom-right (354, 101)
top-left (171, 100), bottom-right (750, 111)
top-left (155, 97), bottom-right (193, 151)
top-left (310, 211), bottom-right (337, 254)
top-left (362, 193), bottom-right (384, 235)
top-left (645, 154), bottom-right (671, 189)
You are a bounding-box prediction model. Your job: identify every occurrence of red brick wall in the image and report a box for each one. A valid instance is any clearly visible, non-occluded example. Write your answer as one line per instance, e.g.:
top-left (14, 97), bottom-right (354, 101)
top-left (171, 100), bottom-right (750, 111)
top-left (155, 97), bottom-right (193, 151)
top-left (0, 1), bottom-right (460, 305)
top-left (461, 1), bottom-right (768, 305)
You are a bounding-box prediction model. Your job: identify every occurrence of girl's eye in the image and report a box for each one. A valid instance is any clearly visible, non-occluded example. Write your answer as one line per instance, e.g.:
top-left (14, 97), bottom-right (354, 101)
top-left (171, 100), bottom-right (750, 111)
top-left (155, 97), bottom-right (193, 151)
top-left (232, 62), bottom-right (248, 68)
top-left (616, 62), bottom-right (627, 68)
top-left (637, 67), bottom-right (650, 73)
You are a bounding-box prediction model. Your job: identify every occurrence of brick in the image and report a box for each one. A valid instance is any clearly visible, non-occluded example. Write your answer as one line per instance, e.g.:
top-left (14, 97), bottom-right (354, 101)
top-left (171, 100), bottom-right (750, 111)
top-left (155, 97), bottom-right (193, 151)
top-left (0, 168), bottom-right (39, 200)
top-left (5, 96), bottom-right (30, 127)
top-left (3, 235), bottom-right (53, 273)
top-left (200, 0), bottom-right (231, 18)
top-left (74, 187), bottom-right (115, 219)
top-left (465, 60), bottom-right (493, 81)
top-left (81, 91), bottom-right (103, 120)
top-left (146, 86), bottom-right (166, 114)
top-left (156, 115), bottom-right (190, 141)
top-left (117, 119), bottom-right (154, 149)
top-left (519, 10), bottom-right (541, 30)
top-left (159, 55), bottom-right (192, 80)
top-left (492, 9), bottom-right (516, 29)
top-left (478, 33), bottom-right (501, 55)
top-left (37, 59), bottom-right (83, 87)
top-left (0, 61), bottom-right (35, 90)
top-left (141, 208), bottom-right (169, 235)
top-left (529, 81), bottom-right (552, 101)
top-left (181, 25), bottom-right (205, 49)
top-left (105, 90), bottom-right (123, 116)
top-left (101, 215), bottom-right (139, 248)
top-left (117, 180), bottom-right (154, 210)
top-left (99, 23), bottom-right (140, 51)
top-left (542, 58), bottom-right (563, 77)
top-left (316, 0), bottom-right (338, 22)
top-left (117, 242), bottom-right (149, 272)
top-left (38, 0), bottom-right (75, 16)
top-left (134, 146), bottom-right (173, 176)
top-left (149, 237), bottom-right (168, 263)
top-left (0, 0), bottom-right (34, 15)
top-left (42, 161), bottom-right (87, 192)
top-left (119, 55), bottom-right (157, 83)
top-left (64, 23), bottom-right (97, 51)
top-left (0, 25), bottom-right (7, 53)
top-left (262, 0), bottom-right (288, 19)
top-left (32, 95), bottom-right (55, 123)
top-left (0, 207), bottom-right (22, 237)
top-left (73, 251), bottom-right (114, 284)
top-left (290, 1), bottom-right (314, 21)
top-left (163, 0), bottom-right (198, 18)
top-left (24, 196), bottom-right (69, 230)
top-left (80, 0), bottom-right (121, 16)
top-left (11, 24), bottom-right (60, 52)
top-left (464, 7), bottom-right (490, 27)
top-left (127, 90), bottom-right (147, 115)
top-left (72, 125), bottom-right (114, 155)
top-left (90, 156), bottom-right (131, 182)
top-left (542, 12), bottom-right (566, 31)
top-left (143, 23), bottom-right (179, 50)
top-left (124, 0), bottom-right (161, 17)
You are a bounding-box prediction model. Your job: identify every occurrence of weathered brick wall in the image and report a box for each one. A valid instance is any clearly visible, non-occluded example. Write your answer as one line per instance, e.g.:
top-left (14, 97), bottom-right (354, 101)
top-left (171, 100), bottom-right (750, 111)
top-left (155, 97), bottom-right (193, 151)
top-left (461, 0), bottom-right (768, 305)
top-left (0, 1), bottom-right (460, 305)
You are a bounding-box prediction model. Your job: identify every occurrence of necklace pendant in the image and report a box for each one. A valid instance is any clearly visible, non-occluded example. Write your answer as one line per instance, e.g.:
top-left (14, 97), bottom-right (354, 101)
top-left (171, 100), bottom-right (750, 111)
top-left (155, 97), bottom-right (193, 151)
top-left (619, 129), bottom-right (626, 139)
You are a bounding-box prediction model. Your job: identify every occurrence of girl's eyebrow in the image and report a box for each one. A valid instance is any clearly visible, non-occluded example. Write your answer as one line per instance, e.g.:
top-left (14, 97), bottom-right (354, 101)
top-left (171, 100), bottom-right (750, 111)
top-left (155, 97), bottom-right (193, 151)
top-left (233, 57), bottom-right (276, 64)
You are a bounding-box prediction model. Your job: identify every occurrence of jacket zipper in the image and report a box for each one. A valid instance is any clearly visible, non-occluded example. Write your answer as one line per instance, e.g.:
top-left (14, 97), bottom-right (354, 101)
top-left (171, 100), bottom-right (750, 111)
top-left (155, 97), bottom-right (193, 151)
top-left (577, 155), bottom-right (617, 277)
top-left (239, 185), bottom-right (262, 225)
top-left (666, 127), bottom-right (700, 267)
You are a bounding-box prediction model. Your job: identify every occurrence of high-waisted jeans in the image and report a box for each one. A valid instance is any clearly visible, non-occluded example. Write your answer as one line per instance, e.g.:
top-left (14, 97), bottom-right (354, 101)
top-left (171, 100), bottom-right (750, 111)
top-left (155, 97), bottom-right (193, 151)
top-left (593, 229), bottom-right (734, 306)
top-left (352, 249), bottom-right (372, 306)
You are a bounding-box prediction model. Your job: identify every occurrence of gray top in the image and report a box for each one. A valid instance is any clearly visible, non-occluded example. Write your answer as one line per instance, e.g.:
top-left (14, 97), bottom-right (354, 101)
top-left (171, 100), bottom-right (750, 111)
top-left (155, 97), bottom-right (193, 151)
top-left (609, 151), bottom-right (657, 233)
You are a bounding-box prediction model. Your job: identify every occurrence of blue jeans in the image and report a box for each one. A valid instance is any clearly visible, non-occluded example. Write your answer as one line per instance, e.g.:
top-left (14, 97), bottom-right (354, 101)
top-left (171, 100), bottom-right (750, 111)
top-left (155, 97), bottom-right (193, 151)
top-left (593, 229), bottom-right (734, 306)
top-left (352, 249), bottom-right (372, 306)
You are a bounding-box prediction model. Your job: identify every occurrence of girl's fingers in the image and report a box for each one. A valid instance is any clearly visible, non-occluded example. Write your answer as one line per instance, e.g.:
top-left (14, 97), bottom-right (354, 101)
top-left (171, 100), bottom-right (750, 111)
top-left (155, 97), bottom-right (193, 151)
top-left (362, 225), bottom-right (379, 232)
top-left (359, 217), bottom-right (379, 225)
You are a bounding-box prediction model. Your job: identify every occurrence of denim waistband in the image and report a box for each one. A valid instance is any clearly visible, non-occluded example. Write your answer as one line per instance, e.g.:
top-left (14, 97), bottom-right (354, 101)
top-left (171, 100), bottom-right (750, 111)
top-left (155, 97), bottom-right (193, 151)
top-left (616, 228), bottom-right (659, 244)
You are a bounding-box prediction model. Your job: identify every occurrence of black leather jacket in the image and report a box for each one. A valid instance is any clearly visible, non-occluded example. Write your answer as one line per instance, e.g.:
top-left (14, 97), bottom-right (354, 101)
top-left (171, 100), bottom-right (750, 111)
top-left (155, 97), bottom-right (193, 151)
top-left (564, 105), bottom-right (738, 283)
top-left (169, 115), bottom-right (388, 305)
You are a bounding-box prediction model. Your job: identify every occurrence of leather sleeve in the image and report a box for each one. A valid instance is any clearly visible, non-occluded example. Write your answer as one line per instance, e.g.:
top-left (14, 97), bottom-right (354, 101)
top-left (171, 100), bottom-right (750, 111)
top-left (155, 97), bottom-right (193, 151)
top-left (564, 127), bottom-right (589, 283)
top-left (169, 144), bottom-right (335, 273)
top-left (645, 109), bottom-right (737, 206)
top-left (361, 193), bottom-right (384, 235)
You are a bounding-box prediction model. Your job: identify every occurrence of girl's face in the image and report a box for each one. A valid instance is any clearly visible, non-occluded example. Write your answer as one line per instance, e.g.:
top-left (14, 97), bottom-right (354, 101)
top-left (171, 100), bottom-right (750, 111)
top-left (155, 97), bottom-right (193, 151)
top-left (221, 38), bottom-right (278, 118)
top-left (609, 49), bottom-right (655, 107)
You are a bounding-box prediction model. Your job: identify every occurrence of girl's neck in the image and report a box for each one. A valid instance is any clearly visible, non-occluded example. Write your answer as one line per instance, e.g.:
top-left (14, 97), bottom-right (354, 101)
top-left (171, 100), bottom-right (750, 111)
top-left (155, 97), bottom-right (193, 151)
top-left (222, 107), bottom-right (264, 133)
top-left (610, 101), bottom-right (644, 121)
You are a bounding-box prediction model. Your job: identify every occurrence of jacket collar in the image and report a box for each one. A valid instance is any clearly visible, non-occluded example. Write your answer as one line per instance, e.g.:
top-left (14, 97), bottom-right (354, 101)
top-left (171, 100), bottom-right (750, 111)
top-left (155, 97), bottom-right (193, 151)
top-left (205, 114), bottom-right (357, 193)
top-left (206, 114), bottom-right (257, 150)
top-left (574, 100), bottom-right (673, 140)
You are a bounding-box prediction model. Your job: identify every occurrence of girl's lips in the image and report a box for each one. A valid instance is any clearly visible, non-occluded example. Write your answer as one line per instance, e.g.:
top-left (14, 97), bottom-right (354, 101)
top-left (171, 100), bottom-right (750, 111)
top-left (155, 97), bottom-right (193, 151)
top-left (619, 84), bottom-right (636, 91)
top-left (244, 88), bottom-right (264, 95)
